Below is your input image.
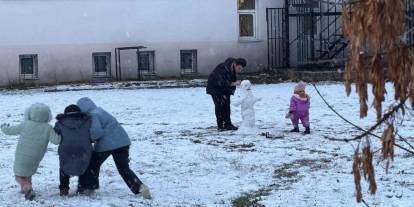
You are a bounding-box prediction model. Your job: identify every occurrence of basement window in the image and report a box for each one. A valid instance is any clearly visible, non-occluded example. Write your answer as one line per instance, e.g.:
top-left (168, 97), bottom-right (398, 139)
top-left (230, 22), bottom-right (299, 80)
top-left (180, 50), bottom-right (197, 74)
top-left (92, 52), bottom-right (111, 77)
top-left (19, 54), bottom-right (38, 79)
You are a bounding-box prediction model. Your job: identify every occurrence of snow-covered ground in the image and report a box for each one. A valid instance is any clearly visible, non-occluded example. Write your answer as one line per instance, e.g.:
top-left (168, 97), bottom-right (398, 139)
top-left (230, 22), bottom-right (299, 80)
top-left (0, 82), bottom-right (413, 207)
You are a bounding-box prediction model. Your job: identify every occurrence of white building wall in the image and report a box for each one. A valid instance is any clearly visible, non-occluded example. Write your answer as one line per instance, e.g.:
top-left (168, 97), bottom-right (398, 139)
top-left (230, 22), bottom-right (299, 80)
top-left (0, 0), bottom-right (279, 85)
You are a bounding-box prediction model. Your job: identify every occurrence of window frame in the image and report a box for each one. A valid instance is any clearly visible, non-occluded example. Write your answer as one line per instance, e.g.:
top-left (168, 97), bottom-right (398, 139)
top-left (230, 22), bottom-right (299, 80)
top-left (180, 50), bottom-right (198, 74)
top-left (237, 0), bottom-right (258, 41)
top-left (92, 52), bottom-right (111, 77)
top-left (138, 51), bottom-right (156, 74)
top-left (19, 54), bottom-right (39, 80)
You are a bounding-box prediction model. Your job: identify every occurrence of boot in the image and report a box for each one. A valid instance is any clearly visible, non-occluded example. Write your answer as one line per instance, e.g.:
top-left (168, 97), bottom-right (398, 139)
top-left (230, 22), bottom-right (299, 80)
top-left (290, 127), bottom-right (299, 133)
top-left (76, 187), bottom-right (94, 195)
top-left (76, 186), bottom-right (85, 194)
top-left (217, 120), bottom-right (225, 131)
top-left (77, 188), bottom-right (95, 195)
top-left (224, 124), bottom-right (238, 131)
top-left (138, 184), bottom-right (152, 200)
top-left (25, 189), bottom-right (36, 201)
top-left (60, 187), bottom-right (69, 196)
top-left (304, 127), bottom-right (310, 134)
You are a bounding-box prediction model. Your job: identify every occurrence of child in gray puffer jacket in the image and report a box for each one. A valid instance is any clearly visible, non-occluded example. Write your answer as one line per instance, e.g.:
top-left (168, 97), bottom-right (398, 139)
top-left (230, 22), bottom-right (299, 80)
top-left (76, 97), bottom-right (151, 199)
top-left (54, 104), bottom-right (95, 196)
top-left (1, 103), bottom-right (61, 200)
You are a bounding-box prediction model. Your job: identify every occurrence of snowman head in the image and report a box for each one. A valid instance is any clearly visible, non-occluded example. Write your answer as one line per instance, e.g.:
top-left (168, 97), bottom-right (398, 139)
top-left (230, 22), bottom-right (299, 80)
top-left (240, 80), bottom-right (252, 91)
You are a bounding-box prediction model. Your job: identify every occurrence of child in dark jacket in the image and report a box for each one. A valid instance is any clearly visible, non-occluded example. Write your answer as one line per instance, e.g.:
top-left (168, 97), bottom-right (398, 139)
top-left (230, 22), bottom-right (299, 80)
top-left (288, 81), bottom-right (311, 134)
top-left (54, 104), bottom-right (94, 196)
top-left (76, 97), bottom-right (151, 199)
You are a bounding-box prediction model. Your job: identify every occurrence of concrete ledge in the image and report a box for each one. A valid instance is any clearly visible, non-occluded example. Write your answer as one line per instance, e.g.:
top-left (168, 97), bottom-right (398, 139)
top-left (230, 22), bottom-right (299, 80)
top-left (0, 69), bottom-right (345, 92)
top-left (243, 69), bottom-right (344, 84)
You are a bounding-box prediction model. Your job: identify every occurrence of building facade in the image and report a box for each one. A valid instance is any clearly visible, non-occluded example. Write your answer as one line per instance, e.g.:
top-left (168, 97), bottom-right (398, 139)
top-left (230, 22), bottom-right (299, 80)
top-left (0, 0), bottom-right (280, 86)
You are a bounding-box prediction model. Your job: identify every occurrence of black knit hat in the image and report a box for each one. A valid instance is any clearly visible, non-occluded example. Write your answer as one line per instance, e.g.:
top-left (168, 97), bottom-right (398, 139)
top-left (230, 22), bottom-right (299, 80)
top-left (235, 58), bottom-right (247, 67)
top-left (64, 104), bottom-right (81, 114)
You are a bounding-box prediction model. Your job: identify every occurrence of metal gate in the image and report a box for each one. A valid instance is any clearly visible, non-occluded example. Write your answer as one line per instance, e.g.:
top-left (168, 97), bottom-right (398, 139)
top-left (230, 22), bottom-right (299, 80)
top-left (292, 0), bottom-right (344, 69)
top-left (267, 0), bottom-right (414, 71)
top-left (406, 0), bottom-right (414, 45)
top-left (267, 8), bottom-right (289, 69)
top-left (267, 1), bottom-right (344, 70)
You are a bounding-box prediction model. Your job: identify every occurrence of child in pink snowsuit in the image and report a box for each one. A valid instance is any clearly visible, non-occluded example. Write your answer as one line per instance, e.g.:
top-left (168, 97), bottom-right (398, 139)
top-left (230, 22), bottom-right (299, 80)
top-left (288, 81), bottom-right (310, 134)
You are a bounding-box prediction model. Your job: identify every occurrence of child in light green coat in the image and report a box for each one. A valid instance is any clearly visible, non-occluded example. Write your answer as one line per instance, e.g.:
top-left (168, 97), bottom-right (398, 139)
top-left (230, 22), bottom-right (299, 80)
top-left (1, 103), bottom-right (61, 200)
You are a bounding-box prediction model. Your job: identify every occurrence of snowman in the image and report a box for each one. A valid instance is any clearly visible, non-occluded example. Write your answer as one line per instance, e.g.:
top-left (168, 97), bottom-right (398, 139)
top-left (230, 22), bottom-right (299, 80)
top-left (233, 80), bottom-right (261, 128)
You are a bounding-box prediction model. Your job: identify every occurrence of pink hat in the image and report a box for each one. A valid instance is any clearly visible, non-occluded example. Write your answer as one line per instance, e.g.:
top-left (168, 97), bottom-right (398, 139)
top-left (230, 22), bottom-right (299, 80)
top-left (294, 81), bottom-right (306, 92)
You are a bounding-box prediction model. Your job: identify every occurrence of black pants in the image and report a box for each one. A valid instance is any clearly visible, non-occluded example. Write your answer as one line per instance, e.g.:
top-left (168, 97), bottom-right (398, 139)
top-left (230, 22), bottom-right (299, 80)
top-left (211, 94), bottom-right (232, 128)
top-left (59, 169), bottom-right (71, 190)
top-left (78, 146), bottom-right (143, 194)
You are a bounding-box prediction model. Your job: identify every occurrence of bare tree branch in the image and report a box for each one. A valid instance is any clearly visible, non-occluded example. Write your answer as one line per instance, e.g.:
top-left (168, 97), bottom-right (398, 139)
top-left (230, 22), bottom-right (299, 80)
top-left (311, 83), bottom-right (414, 155)
top-left (362, 199), bottom-right (371, 207)
top-left (396, 132), bottom-right (414, 152)
top-left (354, 101), bottom-right (405, 140)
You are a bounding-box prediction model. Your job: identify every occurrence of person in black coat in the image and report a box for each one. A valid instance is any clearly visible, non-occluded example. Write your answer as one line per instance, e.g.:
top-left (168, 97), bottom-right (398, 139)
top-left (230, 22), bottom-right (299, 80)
top-left (54, 104), bottom-right (94, 196)
top-left (206, 57), bottom-right (247, 131)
